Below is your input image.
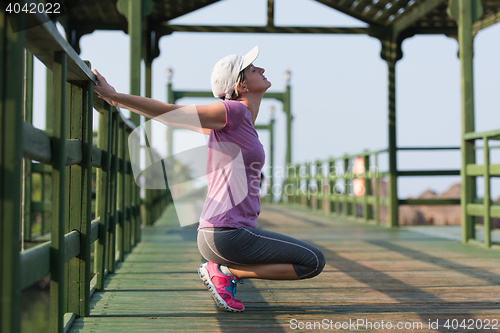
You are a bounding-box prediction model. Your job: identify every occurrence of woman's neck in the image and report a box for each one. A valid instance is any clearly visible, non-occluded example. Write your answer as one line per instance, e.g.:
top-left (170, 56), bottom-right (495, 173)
top-left (237, 96), bottom-right (262, 125)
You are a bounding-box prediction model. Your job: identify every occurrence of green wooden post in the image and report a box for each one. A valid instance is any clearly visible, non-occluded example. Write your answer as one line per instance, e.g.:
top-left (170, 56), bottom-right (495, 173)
top-left (117, 121), bottom-right (125, 262)
top-left (108, 112), bottom-right (119, 273)
top-left (0, 10), bottom-right (25, 332)
top-left (294, 163), bottom-right (303, 206)
top-left (145, 59), bottom-right (153, 227)
top-left (363, 152), bottom-right (372, 221)
top-left (295, 164), bottom-right (301, 205)
top-left (284, 81), bottom-right (292, 166)
top-left (124, 133), bottom-right (132, 254)
top-left (117, 0), bottom-right (151, 237)
top-left (343, 156), bottom-right (350, 217)
top-left (387, 58), bottom-right (399, 227)
top-left (483, 137), bottom-right (491, 247)
top-left (46, 67), bottom-right (54, 136)
top-left (305, 162), bottom-right (311, 208)
top-left (448, 0), bottom-right (481, 243)
top-left (127, 0), bottom-right (142, 238)
top-left (269, 116), bottom-right (275, 203)
top-left (128, 158), bottom-right (135, 246)
top-left (23, 49), bottom-right (34, 242)
top-left (374, 153), bottom-right (380, 224)
top-left (50, 51), bottom-right (67, 333)
top-left (95, 105), bottom-right (112, 291)
top-left (316, 160), bottom-right (323, 212)
top-left (41, 166), bottom-right (52, 235)
top-left (166, 81), bottom-right (174, 158)
top-left (328, 159), bottom-right (336, 215)
top-left (81, 77), bottom-right (93, 314)
top-left (66, 64), bottom-right (93, 316)
top-left (43, 67), bottom-right (54, 235)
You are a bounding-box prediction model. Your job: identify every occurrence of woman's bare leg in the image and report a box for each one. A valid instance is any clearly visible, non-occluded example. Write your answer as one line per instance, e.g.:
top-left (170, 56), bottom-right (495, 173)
top-left (228, 263), bottom-right (299, 280)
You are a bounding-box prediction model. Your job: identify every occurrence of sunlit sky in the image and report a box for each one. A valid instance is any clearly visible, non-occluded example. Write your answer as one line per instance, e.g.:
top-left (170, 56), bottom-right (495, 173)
top-left (31, 0), bottom-right (500, 199)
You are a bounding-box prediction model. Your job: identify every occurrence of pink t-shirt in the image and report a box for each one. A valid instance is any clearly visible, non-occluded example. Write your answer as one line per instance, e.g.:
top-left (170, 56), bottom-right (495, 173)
top-left (197, 100), bottom-right (265, 230)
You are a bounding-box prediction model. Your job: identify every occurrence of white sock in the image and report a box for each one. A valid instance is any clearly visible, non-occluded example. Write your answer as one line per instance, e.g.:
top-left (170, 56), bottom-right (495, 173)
top-left (219, 264), bottom-right (232, 276)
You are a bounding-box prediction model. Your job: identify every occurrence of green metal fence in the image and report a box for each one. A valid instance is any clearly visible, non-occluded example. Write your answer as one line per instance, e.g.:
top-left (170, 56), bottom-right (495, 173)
top-left (0, 9), bottom-right (168, 333)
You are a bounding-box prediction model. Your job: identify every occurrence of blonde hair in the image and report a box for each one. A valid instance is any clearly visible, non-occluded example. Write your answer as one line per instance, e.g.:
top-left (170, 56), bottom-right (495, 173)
top-left (228, 70), bottom-right (247, 100)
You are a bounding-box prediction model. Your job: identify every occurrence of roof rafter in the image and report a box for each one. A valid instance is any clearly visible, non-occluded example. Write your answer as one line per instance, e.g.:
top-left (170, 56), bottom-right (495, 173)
top-left (374, 0), bottom-right (412, 24)
top-left (314, 0), bottom-right (383, 26)
top-left (392, 0), bottom-right (447, 37)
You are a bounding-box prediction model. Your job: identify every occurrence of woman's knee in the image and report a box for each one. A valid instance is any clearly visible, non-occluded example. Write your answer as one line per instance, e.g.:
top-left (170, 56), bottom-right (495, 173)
top-left (298, 247), bottom-right (326, 279)
top-left (312, 248), bottom-right (326, 278)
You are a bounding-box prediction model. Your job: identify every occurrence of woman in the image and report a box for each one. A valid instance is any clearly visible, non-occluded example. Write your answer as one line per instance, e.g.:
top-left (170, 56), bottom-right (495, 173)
top-left (92, 46), bottom-right (326, 313)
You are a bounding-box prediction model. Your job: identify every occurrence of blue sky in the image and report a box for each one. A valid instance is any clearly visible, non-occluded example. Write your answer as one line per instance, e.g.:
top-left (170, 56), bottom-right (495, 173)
top-left (31, 0), bottom-right (500, 199)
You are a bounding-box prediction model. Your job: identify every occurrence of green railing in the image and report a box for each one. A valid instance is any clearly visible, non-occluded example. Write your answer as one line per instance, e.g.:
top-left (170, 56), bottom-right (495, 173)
top-left (463, 129), bottom-right (500, 249)
top-left (282, 149), bottom-right (388, 224)
top-left (282, 142), bottom-right (500, 249)
top-left (0, 8), bottom-right (168, 333)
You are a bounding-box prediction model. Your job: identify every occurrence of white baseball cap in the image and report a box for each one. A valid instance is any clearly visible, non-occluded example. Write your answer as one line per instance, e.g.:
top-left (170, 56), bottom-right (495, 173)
top-left (211, 46), bottom-right (259, 100)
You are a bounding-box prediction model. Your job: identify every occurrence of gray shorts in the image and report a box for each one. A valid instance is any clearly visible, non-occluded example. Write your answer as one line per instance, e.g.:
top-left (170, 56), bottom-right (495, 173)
top-left (197, 227), bottom-right (326, 279)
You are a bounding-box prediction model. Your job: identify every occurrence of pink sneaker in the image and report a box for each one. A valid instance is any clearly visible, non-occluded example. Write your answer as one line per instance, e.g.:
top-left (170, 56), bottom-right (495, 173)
top-left (198, 262), bottom-right (245, 312)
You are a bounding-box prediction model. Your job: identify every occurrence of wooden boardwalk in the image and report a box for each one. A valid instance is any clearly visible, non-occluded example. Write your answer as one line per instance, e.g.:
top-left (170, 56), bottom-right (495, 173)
top-left (69, 204), bottom-right (500, 332)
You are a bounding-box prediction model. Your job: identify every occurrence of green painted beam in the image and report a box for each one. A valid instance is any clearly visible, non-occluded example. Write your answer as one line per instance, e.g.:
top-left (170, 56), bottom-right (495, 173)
top-left (467, 163), bottom-right (500, 177)
top-left (398, 170), bottom-right (461, 176)
top-left (161, 24), bottom-right (370, 35)
top-left (399, 199), bottom-right (461, 205)
top-left (174, 90), bottom-right (285, 102)
top-left (463, 128), bottom-right (500, 141)
top-left (24, 12), bottom-right (95, 83)
top-left (397, 146), bottom-right (460, 150)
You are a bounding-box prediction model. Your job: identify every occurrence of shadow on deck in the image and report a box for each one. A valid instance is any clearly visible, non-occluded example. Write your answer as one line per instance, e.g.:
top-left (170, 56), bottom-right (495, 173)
top-left (69, 204), bottom-right (500, 332)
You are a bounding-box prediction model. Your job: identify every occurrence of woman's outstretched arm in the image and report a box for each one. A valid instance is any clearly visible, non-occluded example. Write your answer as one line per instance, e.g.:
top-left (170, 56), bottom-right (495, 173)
top-left (92, 69), bottom-right (223, 132)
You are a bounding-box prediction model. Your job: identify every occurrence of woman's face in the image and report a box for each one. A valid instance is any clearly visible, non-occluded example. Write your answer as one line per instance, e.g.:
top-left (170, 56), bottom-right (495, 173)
top-left (243, 64), bottom-right (272, 93)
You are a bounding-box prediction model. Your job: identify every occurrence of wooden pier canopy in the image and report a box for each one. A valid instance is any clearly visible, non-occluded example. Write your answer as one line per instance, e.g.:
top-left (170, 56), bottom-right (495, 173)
top-left (60, 0), bottom-right (500, 56)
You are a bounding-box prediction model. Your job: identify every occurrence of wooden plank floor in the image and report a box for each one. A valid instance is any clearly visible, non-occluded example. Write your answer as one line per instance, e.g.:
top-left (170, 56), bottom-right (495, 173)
top-left (69, 204), bottom-right (500, 332)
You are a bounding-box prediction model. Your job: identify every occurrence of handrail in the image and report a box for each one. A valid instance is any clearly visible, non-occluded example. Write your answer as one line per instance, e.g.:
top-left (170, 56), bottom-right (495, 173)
top-left (462, 128), bottom-right (500, 248)
top-left (0, 3), bottom-right (170, 333)
top-left (282, 140), bottom-right (500, 249)
top-left (281, 145), bottom-right (474, 225)
top-left (464, 128), bottom-right (500, 141)
top-left (23, 0), bottom-right (95, 83)
top-left (283, 148), bottom-right (385, 224)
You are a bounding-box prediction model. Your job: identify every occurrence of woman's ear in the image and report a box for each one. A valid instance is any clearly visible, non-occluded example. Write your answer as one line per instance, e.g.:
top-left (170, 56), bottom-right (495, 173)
top-left (235, 82), bottom-right (246, 94)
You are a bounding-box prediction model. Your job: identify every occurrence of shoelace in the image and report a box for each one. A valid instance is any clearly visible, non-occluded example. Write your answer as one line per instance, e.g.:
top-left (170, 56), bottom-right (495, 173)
top-left (226, 278), bottom-right (244, 298)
